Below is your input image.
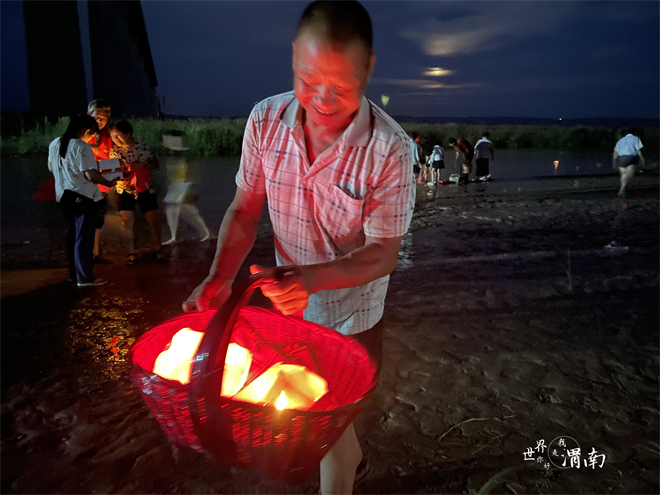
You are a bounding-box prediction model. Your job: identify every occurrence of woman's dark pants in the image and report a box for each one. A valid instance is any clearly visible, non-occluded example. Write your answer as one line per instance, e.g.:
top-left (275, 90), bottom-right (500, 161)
top-left (60, 202), bottom-right (96, 283)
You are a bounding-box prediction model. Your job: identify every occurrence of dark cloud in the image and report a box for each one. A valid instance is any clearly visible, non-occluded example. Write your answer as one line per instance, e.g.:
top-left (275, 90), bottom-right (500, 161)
top-left (1, 1), bottom-right (658, 119)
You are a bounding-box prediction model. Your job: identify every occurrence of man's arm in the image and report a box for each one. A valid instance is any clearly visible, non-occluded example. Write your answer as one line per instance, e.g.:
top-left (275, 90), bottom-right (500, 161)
top-left (612, 150), bottom-right (619, 168)
top-left (637, 149), bottom-right (645, 167)
top-left (48, 160), bottom-right (53, 172)
top-left (252, 235), bottom-right (403, 315)
top-left (184, 186), bottom-right (267, 311)
top-left (84, 169), bottom-right (117, 188)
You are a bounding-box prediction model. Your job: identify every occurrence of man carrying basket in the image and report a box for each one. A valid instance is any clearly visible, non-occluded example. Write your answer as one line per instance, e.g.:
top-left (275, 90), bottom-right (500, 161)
top-left (184, 1), bottom-right (415, 493)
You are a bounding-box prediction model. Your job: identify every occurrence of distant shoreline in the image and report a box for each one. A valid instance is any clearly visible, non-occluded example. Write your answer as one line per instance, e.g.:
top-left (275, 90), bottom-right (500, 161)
top-left (1, 112), bottom-right (657, 158)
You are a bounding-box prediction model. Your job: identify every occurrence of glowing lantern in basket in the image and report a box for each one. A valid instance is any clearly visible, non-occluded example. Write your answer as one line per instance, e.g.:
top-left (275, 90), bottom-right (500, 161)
top-left (129, 274), bottom-right (378, 485)
top-left (152, 328), bottom-right (327, 410)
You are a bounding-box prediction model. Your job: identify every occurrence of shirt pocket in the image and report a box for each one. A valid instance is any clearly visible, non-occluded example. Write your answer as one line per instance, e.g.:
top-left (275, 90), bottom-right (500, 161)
top-left (314, 182), bottom-right (365, 241)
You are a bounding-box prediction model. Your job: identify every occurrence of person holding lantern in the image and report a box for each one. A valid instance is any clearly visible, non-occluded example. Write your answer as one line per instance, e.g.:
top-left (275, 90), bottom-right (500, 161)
top-left (47, 115), bottom-right (118, 286)
top-left (184, 1), bottom-right (414, 493)
top-left (109, 120), bottom-right (165, 265)
top-left (87, 99), bottom-right (116, 264)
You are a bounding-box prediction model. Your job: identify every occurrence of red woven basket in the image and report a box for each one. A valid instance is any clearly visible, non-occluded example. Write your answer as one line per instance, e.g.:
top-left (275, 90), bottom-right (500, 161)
top-left (129, 274), bottom-right (378, 485)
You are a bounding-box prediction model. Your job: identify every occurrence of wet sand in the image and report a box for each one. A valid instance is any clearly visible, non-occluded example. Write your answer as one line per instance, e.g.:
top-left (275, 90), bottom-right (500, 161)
top-left (2, 173), bottom-right (658, 494)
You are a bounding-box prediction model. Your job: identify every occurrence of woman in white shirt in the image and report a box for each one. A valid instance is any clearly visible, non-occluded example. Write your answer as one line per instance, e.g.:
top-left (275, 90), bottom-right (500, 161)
top-left (48, 115), bottom-right (118, 287)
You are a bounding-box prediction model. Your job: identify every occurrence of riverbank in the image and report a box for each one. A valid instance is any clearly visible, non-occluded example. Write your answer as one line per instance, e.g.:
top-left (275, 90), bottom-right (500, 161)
top-left (1, 174), bottom-right (658, 493)
top-left (2, 112), bottom-right (658, 157)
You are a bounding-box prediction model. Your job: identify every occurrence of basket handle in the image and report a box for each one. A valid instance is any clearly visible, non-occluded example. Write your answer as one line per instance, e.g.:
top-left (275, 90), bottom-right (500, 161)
top-left (187, 273), bottom-right (277, 457)
top-left (193, 272), bottom-right (277, 382)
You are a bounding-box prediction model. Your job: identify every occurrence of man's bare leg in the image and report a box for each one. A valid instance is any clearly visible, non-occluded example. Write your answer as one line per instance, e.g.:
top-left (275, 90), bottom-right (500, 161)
top-left (320, 423), bottom-right (363, 495)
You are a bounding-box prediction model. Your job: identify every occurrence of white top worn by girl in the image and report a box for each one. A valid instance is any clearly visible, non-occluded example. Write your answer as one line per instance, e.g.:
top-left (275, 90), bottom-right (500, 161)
top-left (48, 138), bottom-right (103, 202)
top-left (430, 145), bottom-right (444, 163)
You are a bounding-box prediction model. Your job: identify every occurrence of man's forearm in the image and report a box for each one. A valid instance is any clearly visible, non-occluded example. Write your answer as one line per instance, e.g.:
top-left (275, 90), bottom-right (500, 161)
top-left (207, 207), bottom-right (260, 283)
top-left (301, 239), bottom-right (401, 294)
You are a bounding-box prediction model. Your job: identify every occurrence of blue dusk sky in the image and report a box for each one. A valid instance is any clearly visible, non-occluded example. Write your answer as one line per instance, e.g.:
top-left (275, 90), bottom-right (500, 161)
top-left (2, 0), bottom-right (659, 119)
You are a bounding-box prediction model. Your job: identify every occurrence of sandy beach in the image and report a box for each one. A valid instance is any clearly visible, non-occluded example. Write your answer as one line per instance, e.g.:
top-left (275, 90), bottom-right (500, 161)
top-left (1, 172), bottom-right (658, 494)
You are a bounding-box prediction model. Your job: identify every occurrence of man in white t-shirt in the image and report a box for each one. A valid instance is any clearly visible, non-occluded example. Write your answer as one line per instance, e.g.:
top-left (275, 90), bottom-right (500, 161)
top-left (613, 129), bottom-right (645, 197)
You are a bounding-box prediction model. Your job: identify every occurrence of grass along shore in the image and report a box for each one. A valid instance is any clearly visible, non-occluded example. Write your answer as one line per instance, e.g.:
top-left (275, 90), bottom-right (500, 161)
top-left (1, 115), bottom-right (657, 157)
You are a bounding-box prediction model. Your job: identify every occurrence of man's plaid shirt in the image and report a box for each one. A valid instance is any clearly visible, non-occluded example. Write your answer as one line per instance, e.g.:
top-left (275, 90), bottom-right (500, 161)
top-left (236, 91), bottom-right (415, 335)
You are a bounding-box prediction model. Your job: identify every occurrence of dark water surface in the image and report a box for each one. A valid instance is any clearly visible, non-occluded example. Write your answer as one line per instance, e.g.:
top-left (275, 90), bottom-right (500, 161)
top-left (0, 149), bottom-right (637, 246)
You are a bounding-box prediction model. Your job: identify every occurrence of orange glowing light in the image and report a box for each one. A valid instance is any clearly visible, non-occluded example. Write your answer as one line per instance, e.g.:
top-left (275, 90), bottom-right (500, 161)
top-left (275, 391), bottom-right (288, 410)
top-left (554, 160), bottom-right (559, 168)
top-left (153, 328), bottom-right (203, 384)
top-left (152, 328), bottom-right (328, 410)
top-left (231, 362), bottom-right (328, 410)
top-left (153, 329), bottom-right (252, 393)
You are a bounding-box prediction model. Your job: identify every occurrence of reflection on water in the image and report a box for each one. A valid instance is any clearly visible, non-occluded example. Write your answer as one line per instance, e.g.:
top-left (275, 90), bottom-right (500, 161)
top-left (475, 149), bottom-right (620, 179)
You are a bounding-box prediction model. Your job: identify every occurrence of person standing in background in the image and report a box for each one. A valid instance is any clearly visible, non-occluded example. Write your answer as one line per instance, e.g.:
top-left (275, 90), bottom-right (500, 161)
top-left (48, 115), bottom-right (117, 287)
top-left (87, 99), bottom-right (115, 264)
top-left (612, 128), bottom-right (645, 198)
top-left (110, 121), bottom-right (165, 265)
top-left (474, 131), bottom-right (494, 182)
top-left (448, 137), bottom-right (474, 186)
top-left (409, 132), bottom-right (421, 182)
top-left (429, 144), bottom-right (445, 184)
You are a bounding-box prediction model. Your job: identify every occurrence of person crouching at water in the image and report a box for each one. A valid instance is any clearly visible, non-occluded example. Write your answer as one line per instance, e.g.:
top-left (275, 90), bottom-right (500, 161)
top-left (109, 121), bottom-right (165, 265)
top-left (613, 128), bottom-right (645, 198)
top-left (48, 115), bottom-right (118, 287)
top-left (429, 144), bottom-right (445, 184)
top-left (448, 137), bottom-right (474, 185)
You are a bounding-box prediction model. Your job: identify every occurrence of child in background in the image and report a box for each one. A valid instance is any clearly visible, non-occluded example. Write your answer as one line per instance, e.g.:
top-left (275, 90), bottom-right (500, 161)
top-left (109, 121), bottom-right (165, 265)
top-left (161, 133), bottom-right (211, 245)
top-left (429, 144), bottom-right (445, 184)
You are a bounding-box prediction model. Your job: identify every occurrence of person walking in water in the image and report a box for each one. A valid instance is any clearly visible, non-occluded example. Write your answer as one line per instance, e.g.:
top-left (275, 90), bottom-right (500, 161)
top-left (161, 133), bottom-right (211, 245)
top-left (613, 128), bottom-right (645, 198)
top-left (448, 137), bottom-right (474, 186)
top-left (409, 132), bottom-right (422, 181)
top-left (474, 131), bottom-right (494, 182)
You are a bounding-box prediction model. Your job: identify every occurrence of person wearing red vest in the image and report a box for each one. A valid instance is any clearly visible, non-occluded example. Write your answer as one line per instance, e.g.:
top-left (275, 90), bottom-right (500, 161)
top-left (87, 99), bottom-right (116, 264)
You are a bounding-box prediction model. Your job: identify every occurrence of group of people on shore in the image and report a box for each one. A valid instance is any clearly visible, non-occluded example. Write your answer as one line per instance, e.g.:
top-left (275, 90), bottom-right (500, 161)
top-left (410, 131), bottom-right (495, 187)
top-left (48, 99), bottom-right (210, 287)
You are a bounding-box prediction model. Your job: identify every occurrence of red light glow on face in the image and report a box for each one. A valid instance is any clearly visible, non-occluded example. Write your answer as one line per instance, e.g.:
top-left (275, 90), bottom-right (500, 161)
top-left (293, 31), bottom-right (373, 134)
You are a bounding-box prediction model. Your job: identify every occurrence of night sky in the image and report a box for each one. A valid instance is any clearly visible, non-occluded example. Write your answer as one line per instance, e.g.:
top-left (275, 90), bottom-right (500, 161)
top-left (2, 1), bottom-right (659, 119)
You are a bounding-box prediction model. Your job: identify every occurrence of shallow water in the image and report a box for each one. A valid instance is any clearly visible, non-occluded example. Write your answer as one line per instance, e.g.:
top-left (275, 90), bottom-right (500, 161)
top-left (0, 149), bottom-right (635, 246)
top-left (1, 158), bottom-right (658, 493)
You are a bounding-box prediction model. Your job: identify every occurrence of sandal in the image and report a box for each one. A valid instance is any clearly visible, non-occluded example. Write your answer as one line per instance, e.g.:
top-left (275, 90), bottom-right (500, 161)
top-left (153, 250), bottom-right (166, 263)
top-left (126, 253), bottom-right (137, 266)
